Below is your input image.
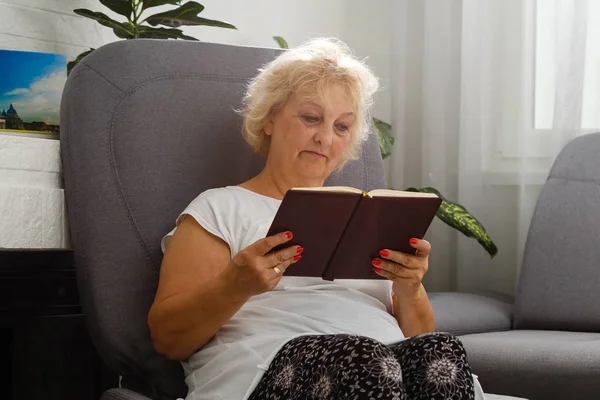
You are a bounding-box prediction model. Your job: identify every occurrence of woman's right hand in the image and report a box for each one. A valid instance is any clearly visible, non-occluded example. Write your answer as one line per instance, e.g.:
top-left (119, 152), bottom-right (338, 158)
top-left (222, 231), bottom-right (303, 299)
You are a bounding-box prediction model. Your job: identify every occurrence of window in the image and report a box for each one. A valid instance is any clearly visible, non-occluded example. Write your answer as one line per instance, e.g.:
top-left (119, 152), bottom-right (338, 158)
top-left (490, 0), bottom-right (596, 181)
top-left (535, 0), bottom-right (600, 129)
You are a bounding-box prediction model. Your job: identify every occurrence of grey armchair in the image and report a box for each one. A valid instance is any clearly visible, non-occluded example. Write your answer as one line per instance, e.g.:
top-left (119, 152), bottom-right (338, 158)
top-left (60, 39), bottom-right (388, 400)
top-left (429, 133), bottom-right (600, 400)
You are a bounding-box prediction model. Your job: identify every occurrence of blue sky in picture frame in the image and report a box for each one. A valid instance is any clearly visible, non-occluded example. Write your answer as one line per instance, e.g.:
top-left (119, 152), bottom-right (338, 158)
top-left (0, 49), bottom-right (66, 135)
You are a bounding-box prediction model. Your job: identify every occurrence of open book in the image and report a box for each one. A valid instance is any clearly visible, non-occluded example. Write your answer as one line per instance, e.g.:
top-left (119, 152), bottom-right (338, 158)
top-left (266, 186), bottom-right (442, 280)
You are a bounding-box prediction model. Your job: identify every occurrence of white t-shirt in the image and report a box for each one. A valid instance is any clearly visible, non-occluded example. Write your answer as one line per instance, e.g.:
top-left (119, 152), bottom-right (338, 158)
top-left (161, 186), bottom-right (403, 400)
top-left (161, 186), bottom-right (487, 400)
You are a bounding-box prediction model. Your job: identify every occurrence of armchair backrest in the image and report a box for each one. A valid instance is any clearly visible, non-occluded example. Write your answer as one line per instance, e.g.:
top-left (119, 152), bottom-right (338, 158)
top-left (514, 132), bottom-right (600, 332)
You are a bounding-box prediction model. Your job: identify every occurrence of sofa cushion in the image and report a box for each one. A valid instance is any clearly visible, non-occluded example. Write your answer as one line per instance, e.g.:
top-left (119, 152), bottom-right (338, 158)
top-left (460, 330), bottom-right (600, 400)
top-left (429, 292), bottom-right (513, 335)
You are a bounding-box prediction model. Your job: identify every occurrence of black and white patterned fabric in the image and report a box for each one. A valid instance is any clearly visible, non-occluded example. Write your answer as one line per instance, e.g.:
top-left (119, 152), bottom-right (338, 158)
top-left (249, 332), bottom-right (475, 400)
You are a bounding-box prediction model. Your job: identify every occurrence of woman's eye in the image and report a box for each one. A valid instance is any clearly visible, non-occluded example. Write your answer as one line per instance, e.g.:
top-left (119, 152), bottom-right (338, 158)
top-left (337, 124), bottom-right (350, 132)
top-left (302, 115), bottom-right (319, 123)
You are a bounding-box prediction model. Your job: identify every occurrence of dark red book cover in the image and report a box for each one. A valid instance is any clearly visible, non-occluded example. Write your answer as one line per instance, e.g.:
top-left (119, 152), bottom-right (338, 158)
top-left (266, 188), bottom-right (442, 280)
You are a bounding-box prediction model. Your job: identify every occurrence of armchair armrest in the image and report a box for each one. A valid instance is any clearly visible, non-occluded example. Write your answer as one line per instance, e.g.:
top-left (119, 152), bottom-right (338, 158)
top-left (428, 291), bottom-right (514, 336)
top-left (101, 388), bottom-right (155, 400)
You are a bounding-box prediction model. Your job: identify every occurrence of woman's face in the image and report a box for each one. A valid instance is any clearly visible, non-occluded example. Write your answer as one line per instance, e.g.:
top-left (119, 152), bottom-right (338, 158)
top-left (264, 83), bottom-right (355, 184)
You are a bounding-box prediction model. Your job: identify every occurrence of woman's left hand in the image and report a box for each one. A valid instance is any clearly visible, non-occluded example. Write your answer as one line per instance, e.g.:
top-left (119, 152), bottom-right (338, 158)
top-left (372, 238), bottom-right (431, 299)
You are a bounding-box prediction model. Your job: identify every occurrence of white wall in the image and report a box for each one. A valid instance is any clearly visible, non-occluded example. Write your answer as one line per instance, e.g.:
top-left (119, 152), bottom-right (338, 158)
top-left (0, 0), bottom-right (115, 62)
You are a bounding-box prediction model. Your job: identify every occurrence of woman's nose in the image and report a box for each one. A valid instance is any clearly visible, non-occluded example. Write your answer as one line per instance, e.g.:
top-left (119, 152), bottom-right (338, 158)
top-left (313, 124), bottom-right (334, 147)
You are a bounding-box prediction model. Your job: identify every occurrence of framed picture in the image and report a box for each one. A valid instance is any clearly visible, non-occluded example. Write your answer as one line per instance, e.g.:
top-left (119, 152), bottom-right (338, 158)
top-left (0, 49), bottom-right (66, 139)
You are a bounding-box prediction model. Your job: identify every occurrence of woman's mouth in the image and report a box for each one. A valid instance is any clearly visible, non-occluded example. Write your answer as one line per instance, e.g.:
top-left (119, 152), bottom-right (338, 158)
top-left (304, 151), bottom-right (327, 159)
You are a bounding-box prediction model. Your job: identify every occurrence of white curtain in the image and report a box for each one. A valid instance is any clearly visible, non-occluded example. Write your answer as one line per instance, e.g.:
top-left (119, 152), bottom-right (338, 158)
top-left (387, 0), bottom-right (596, 295)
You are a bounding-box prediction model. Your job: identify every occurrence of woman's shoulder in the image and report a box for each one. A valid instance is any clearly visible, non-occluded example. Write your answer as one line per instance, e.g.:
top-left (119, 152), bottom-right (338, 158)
top-left (195, 185), bottom-right (279, 204)
top-left (186, 185), bottom-right (280, 215)
top-left (186, 186), bottom-right (240, 211)
top-left (196, 185), bottom-right (239, 201)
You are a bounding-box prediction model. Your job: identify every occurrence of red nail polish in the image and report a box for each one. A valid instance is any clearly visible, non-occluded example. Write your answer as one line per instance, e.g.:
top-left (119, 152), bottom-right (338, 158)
top-left (379, 250), bottom-right (389, 257)
top-left (373, 267), bottom-right (381, 273)
top-left (372, 259), bottom-right (381, 266)
top-left (286, 232), bottom-right (293, 239)
top-left (296, 246), bottom-right (304, 254)
top-left (410, 238), bottom-right (418, 245)
top-left (294, 255), bottom-right (302, 261)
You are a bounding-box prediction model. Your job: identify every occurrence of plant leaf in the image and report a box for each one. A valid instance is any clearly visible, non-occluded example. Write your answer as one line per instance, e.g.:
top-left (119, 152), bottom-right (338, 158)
top-left (113, 22), bottom-right (136, 38)
top-left (142, 0), bottom-right (183, 11)
top-left (273, 36), bottom-right (289, 49)
top-left (145, 1), bottom-right (236, 29)
top-left (137, 25), bottom-right (198, 40)
top-left (74, 9), bottom-right (134, 38)
top-left (373, 118), bottom-right (394, 159)
top-left (405, 187), bottom-right (499, 258)
top-left (99, 0), bottom-right (133, 18)
top-left (67, 48), bottom-right (95, 76)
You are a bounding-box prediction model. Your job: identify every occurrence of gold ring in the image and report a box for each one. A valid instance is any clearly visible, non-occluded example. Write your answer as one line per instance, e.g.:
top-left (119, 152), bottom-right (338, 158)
top-left (273, 267), bottom-right (281, 276)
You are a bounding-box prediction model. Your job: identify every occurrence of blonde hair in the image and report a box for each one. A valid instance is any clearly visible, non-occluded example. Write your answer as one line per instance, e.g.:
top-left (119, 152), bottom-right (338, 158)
top-left (239, 37), bottom-right (379, 168)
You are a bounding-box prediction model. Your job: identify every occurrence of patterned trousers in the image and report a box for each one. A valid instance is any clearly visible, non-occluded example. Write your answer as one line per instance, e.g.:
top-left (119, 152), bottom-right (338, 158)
top-left (248, 332), bottom-right (475, 400)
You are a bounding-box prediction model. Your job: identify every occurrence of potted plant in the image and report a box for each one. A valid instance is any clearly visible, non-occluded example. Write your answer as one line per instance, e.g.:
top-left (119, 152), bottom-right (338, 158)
top-left (68, 1), bottom-right (236, 75)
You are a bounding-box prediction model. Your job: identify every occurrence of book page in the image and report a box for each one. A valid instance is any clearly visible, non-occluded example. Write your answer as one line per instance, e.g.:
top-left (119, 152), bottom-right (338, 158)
top-left (367, 189), bottom-right (439, 198)
top-left (291, 186), bottom-right (363, 194)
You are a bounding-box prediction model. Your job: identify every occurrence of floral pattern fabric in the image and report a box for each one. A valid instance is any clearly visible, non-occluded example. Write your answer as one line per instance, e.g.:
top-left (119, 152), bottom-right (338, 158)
top-left (248, 332), bottom-right (475, 400)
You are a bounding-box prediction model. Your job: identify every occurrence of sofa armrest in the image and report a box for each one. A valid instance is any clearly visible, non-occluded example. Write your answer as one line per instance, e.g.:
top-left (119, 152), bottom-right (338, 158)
top-left (101, 388), bottom-right (155, 400)
top-left (428, 291), bottom-right (514, 336)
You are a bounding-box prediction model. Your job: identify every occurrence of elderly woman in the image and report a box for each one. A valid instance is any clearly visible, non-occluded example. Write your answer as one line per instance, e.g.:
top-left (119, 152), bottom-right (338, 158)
top-left (149, 38), bottom-right (479, 400)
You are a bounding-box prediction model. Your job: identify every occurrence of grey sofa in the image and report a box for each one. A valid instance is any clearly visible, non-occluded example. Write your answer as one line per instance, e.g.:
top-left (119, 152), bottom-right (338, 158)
top-left (430, 133), bottom-right (600, 400)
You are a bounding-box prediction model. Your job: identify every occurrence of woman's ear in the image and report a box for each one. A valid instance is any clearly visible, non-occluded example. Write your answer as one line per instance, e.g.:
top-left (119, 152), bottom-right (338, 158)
top-left (264, 119), bottom-right (274, 136)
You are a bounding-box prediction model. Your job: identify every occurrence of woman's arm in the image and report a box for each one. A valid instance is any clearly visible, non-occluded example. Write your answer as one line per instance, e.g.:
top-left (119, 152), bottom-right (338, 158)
top-left (148, 216), bottom-right (300, 361)
top-left (392, 284), bottom-right (435, 337)
top-left (148, 216), bottom-right (248, 361)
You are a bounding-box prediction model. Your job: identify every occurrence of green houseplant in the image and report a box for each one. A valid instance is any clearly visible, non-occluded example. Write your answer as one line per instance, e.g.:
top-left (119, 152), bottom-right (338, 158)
top-left (273, 36), bottom-right (498, 259)
top-left (68, 0), bottom-right (236, 75)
